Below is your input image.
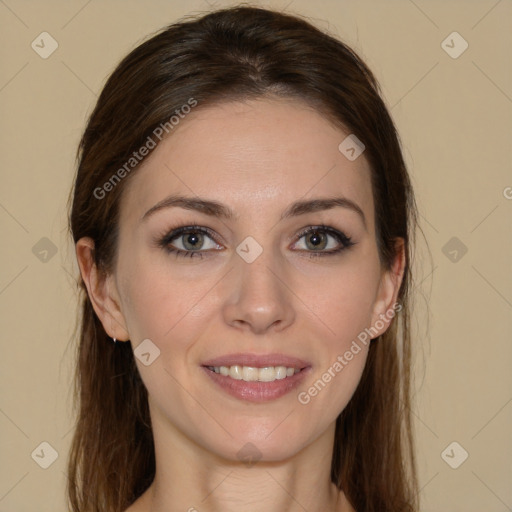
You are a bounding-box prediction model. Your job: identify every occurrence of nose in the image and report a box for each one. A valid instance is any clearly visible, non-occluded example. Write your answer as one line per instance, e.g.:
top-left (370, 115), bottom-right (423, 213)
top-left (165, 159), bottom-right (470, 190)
top-left (222, 248), bottom-right (296, 335)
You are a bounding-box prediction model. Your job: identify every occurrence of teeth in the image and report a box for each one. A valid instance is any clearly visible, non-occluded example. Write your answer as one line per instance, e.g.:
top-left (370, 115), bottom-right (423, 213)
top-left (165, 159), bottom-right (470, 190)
top-left (208, 365), bottom-right (301, 382)
top-left (242, 366), bottom-right (259, 381)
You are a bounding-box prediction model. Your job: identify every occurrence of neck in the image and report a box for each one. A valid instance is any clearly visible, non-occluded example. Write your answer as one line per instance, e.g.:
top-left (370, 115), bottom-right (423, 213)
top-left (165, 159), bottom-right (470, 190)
top-left (129, 400), bottom-right (352, 512)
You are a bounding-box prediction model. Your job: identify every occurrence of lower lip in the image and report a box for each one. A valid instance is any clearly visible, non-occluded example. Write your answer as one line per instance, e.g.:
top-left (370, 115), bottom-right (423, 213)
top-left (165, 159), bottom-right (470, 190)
top-left (201, 366), bottom-right (312, 403)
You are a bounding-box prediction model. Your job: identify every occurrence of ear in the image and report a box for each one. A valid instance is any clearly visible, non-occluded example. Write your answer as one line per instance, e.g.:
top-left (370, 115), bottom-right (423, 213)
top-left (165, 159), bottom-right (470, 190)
top-left (75, 237), bottom-right (130, 342)
top-left (369, 238), bottom-right (406, 339)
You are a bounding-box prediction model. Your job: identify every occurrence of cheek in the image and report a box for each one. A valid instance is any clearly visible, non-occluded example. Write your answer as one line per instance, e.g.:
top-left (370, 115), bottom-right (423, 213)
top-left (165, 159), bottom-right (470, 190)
top-left (293, 257), bottom-right (378, 412)
top-left (117, 250), bottom-right (218, 349)
top-left (298, 330), bottom-right (371, 423)
top-left (298, 257), bottom-right (381, 343)
top-left (116, 245), bottom-right (172, 341)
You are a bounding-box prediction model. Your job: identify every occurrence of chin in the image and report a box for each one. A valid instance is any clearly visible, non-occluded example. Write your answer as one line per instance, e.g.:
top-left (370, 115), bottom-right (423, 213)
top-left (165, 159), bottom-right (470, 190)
top-left (203, 422), bottom-right (312, 464)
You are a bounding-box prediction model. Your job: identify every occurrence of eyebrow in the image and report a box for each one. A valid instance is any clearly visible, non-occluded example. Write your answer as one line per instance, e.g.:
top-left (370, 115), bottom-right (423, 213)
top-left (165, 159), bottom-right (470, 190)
top-left (141, 193), bottom-right (367, 230)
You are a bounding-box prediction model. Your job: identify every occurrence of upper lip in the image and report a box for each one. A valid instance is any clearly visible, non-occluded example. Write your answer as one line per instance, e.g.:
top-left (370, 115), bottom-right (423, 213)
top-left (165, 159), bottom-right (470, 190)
top-left (202, 353), bottom-right (311, 369)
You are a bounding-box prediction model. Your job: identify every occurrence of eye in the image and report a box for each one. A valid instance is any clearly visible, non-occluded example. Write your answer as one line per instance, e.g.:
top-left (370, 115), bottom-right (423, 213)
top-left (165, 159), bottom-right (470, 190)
top-left (292, 225), bottom-right (355, 257)
top-left (156, 224), bottom-right (355, 260)
top-left (157, 225), bottom-right (222, 259)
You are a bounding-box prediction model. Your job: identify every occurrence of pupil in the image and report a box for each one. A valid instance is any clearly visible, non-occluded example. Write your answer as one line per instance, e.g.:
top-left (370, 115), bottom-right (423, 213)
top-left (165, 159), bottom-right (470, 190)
top-left (184, 232), bottom-right (202, 250)
top-left (308, 231), bottom-right (325, 249)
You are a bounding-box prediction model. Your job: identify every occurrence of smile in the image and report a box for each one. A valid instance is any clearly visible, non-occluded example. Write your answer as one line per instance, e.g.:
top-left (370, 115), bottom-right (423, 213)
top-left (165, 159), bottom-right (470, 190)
top-left (202, 364), bottom-right (311, 402)
top-left (206, 364), bottom-right (301, 382)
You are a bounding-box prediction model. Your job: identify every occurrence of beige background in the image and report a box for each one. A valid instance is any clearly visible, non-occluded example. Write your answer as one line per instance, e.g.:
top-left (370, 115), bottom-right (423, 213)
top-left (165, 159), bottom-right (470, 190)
top-left (1, 0), bottom-right (511, 510)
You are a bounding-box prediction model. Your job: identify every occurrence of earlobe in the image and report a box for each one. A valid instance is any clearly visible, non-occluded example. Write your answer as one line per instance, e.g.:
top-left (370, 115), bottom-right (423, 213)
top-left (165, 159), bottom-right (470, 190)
top-left (75, 237), bottom-right (130, 342)
top-left (369, 238), bottom-right (406, 339)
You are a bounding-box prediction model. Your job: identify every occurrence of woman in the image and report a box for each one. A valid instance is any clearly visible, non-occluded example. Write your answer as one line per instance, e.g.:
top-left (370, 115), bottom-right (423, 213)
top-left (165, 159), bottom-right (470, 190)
top-left (67, 5), bottom-right (421, 511)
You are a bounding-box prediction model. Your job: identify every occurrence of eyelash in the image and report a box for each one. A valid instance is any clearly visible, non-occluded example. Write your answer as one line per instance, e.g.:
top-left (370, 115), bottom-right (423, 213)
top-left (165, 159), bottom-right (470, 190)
top-left (156, 224), bottom-right (355, 260)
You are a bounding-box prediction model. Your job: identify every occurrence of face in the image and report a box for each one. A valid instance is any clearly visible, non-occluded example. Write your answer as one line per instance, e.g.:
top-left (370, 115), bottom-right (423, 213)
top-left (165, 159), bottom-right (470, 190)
top-left (83, 97), bottom-right (403, 462)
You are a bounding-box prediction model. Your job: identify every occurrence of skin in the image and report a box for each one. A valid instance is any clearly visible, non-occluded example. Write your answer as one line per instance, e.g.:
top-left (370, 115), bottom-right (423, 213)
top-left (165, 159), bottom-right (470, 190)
top-left (76, 97), bottom-right (405, 512)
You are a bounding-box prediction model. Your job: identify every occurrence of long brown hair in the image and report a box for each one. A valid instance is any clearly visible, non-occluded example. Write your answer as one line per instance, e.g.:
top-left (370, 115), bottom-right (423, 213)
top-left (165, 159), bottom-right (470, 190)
top-left (67, 5), bottom-right (421, 511)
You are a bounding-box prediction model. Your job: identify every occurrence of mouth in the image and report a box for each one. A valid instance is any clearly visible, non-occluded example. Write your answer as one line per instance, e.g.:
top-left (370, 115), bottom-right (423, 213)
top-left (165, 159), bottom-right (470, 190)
top-left (201, 353), bottom-right (311, 402)
top-left (204, 364), bottom-right (304, 382)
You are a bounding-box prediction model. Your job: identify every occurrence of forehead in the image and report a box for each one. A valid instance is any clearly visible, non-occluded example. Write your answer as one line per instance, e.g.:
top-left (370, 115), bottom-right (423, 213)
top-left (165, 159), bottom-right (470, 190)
top-left (120, 97), bottom-right (375, 230)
